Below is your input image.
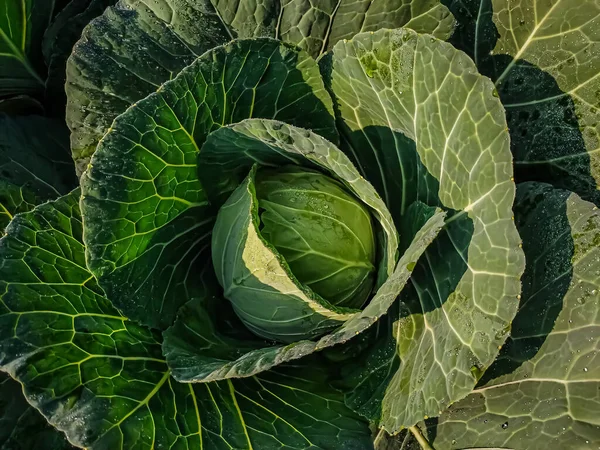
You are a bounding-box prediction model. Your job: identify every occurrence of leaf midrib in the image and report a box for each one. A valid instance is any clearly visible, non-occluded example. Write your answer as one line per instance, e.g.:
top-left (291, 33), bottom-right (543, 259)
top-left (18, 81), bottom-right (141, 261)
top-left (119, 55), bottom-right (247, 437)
top-left (494, 0), bottom-right (565, 86)
top-left (0, 16), bottom-right (44, 86)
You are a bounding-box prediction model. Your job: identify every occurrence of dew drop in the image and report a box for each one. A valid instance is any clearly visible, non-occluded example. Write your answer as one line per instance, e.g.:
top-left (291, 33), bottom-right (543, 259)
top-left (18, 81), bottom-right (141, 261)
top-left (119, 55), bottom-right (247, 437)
top-left (501, 422), bottom-right (509, 429)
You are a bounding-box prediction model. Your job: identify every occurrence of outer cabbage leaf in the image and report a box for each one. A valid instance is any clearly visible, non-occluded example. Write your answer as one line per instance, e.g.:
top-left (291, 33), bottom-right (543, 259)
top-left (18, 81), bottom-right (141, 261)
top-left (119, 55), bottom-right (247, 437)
top-left (80, 39), bottom-right (337, 330)
top-left (0, 374), bottom-right (75, 449)
top-left (337, 202), bottom-right (445, 421)
top-left (0, 189), bottom-right (372, 450)
top-left (274, 0), bottom-right (455, 57)
top-left (444, 0), bottom-right (600, 206)
top-left (325, 28), bottom-right (524, 430)
top-left (0, 0), bottom-right (56, 96)
top-left (66, 0), bottom-right (455, 171)
top-left (0, 114), bottom-right (76, 232)
top-left (0, 114), bottom-right (77, 449)
top-left (426, 182), bottom-right (600, 449)
top-left (43, 0), bottom-right (118, 116)
top-left (66, 0), bottom-right (232, 172)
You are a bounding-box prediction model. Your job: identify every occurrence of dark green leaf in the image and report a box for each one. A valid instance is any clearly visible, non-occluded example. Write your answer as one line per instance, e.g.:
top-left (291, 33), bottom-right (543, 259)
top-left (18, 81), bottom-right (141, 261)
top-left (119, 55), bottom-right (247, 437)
top-left (65, 0), bottom-right (232, 173)
top-left (325, 28), bottom-right (524, 431)
top-left (0, 114), bottom-right (76, 233)
top-left (428, 182), bottom-right (600, 449)
top-left (0, 189), bottom-right (372, 450)
top-left (80, 39), bottom-right (337, 330)
top-left (444, 0), bottom-right (600, 206)
top-left (0, 95), bottom-right (43, 115)
top-left (43, 0), bottom-right (118, 116)
top-left (0, 0), bottom-right (57, 97)
top-left (0, 374), bottom-right (74, 449)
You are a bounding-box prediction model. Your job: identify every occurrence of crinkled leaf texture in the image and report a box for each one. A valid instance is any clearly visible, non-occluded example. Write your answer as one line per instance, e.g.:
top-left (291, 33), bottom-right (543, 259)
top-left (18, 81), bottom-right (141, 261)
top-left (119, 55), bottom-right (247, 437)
top-left (444, 0), bottom-right (600, 206)
top-left (323, 28), bottom-right (524, 431)
top-left (162, 118), bottom-right (445, 381)
top-left (0, 189), bottom-right (372, 450)
top-left (66, 0), bottom-right (455, 171)
top-left (80, 38), bottom-right (338, 330)
top-left (426, 182), bottom-right (600, 449)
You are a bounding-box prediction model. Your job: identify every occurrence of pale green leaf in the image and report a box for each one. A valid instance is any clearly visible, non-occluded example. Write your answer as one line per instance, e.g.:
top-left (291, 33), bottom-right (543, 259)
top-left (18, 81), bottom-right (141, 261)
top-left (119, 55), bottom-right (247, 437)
top-left (427, 182), bottom-right (600, 449)
top-left (211, 165), bottom-right (359, 342)
top-left (325, 28), bottom-right (524, 430)
top-left (276, 0), bottom-right (455, 57)
top-left (444, 0), bottom-right (600, 206)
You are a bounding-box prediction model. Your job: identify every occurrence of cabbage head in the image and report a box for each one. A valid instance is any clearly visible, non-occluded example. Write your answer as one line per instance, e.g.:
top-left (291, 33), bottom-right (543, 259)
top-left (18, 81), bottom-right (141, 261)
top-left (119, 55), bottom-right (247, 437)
top-left (0, 1), bottom-right (598, 449)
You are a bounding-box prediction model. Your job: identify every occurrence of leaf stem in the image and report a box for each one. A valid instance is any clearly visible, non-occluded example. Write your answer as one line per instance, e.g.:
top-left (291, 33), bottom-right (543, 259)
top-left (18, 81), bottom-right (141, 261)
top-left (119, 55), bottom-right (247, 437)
top-left (373, 428), bottom-right (386, 447)
top-left (409, 426), bottom-right (435, 450)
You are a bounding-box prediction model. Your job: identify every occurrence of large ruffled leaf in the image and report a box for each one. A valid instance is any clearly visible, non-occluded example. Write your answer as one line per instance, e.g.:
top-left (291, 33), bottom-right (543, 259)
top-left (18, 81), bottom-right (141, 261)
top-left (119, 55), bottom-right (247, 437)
top-left (444, 0), bottom-right (600, 206)
top-left (162, 122), bottom-right (445, 380)
top-left (43, 0), bottom-right (118, 116)
top-left (273, 0), bottom-right (455, 57)
top-left (0, 114), bottom-right (76, 233)
top-left (66, 0), bottom-right (455, 171)
top-left (427, 182), bottom-right (600, 449)
top-left (0, 0), bottom-right (56, 97)
top-left (65, 0), bottom-right (232, 172)
top-left (0, 190), bottom-right (372, 450)
top-left (80, 39), bottom-right (337, 330)
top-left (324, 28), bottom-right (524, 430)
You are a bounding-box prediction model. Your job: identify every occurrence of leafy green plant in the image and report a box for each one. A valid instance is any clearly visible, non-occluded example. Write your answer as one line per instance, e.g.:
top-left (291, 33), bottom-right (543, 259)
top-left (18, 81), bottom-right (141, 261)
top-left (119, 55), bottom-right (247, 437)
top-left (0, 1), bottom-right (598, 449)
